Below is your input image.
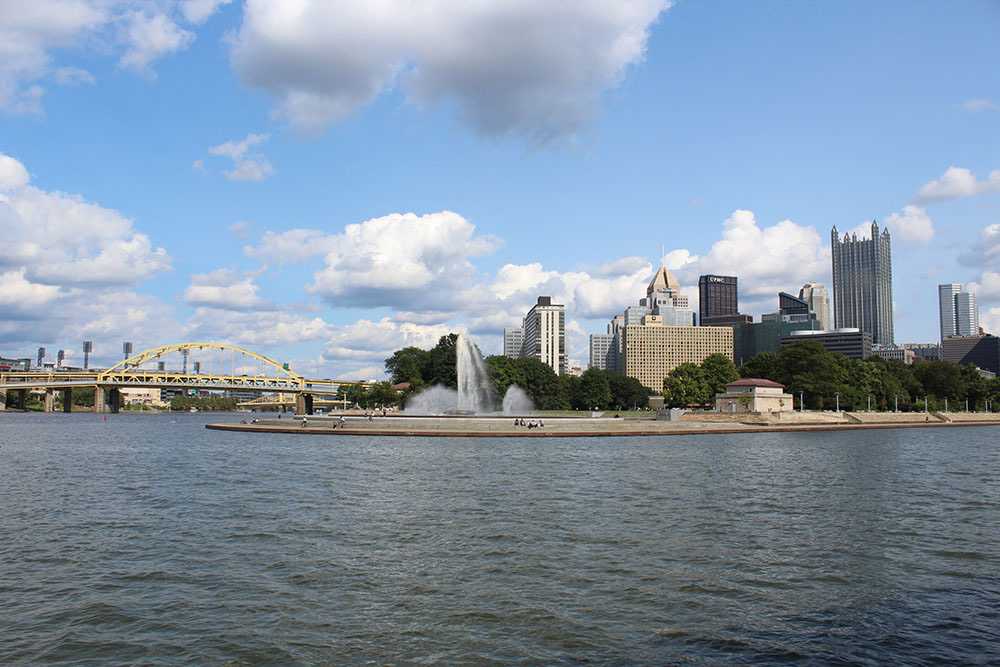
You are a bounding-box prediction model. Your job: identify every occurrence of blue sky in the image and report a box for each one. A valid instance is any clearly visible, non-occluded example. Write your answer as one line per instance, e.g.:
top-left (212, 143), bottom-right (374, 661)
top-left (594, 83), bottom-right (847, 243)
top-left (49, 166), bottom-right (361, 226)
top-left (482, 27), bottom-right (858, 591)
top-left (2, 0), bottom-right (999, 377)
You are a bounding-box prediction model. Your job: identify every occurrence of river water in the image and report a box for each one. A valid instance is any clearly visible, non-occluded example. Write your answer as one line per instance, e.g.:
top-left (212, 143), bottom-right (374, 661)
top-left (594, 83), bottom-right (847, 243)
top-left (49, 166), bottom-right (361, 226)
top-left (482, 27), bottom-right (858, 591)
top-left (1, 412), bottom-right (998, 665)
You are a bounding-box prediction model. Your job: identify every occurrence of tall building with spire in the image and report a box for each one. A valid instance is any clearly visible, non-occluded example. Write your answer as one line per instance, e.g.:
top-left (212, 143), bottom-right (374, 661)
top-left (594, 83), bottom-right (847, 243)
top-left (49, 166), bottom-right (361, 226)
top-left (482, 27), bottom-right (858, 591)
top-left (831, 222), bottom-right (894, 345)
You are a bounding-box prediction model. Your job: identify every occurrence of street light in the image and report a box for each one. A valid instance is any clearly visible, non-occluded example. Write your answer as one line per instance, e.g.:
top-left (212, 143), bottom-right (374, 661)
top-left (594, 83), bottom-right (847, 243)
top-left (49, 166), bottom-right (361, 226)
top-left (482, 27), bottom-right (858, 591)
top-left (799, 390), bottom-right (804, 412)
top-left (867, 395), bottom-right (871, 412)
top-left (894, 394), bottom-right (898, 413)
top-left (924, 396), bottom-right (929, 412)
top-left (835, 392), bottom-right (840, 413)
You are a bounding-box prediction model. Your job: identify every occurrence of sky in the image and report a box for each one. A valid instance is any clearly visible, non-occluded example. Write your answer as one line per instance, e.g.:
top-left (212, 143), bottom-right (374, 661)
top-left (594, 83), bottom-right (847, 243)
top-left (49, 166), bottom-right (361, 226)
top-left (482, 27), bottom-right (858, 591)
top-left (1, 0), bottom-right (999, 379)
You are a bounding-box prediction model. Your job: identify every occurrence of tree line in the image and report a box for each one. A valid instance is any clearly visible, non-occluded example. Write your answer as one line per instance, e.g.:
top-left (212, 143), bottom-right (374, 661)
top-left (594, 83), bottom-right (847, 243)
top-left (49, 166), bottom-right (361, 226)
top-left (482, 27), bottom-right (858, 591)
top-left (665, 340), bottom-right (1000, 411)
top-left (384, 334), bottom-right (652, 410)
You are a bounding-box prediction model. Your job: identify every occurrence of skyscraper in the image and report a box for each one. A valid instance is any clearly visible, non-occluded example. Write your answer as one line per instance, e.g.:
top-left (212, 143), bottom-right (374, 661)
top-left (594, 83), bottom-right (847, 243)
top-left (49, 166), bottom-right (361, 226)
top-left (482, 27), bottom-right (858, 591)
top-left (698, 275), bottom-right (737, 323)
top-left (799, 283), bottom-right (831, 331)
top-left (939, 284), bottom-right (980, 340)
top-left (831, 222), bottom-right (894, 345)
top-left (521, 296), bottom-right (566, 375)
top-left (589, 333), bottom-right (613, 370)
top-left (503, 327), bottom-right (523, 358)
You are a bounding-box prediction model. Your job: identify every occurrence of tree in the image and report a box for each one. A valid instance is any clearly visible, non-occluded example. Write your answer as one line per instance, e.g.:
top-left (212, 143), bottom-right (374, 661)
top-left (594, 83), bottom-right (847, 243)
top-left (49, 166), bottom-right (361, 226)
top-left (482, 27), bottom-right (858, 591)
top-left (384, 347), bottom-right (429, 386)
top-left (663, 363), bottom-right (711, 407)
top-left (777, 341), bottom-right (848, 409)
top-left (701, 353), bottom-right (739, 396)
top-left (425, 334), bottom-right (459, 388)
top-left (367, 382), bottom-right (401, 407)
top-left (913, 360), bottom-right (964, 403)
top-left (607, 373), bottom-right (650, 410)
top-left (575, 368), bottom-right (611, 410)
top-left (739, 352), bottom-right (781, 382)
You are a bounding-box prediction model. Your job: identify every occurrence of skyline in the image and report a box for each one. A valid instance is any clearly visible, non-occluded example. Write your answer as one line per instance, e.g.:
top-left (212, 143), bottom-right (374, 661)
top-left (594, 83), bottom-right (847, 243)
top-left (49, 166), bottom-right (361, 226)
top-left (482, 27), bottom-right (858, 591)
top-left (2, 1), bottom-right (1000, 379)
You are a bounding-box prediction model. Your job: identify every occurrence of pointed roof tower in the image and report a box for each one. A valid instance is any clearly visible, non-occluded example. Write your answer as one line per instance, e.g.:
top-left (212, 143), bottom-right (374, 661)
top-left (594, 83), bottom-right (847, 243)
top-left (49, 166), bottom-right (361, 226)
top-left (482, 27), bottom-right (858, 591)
top-left (647, 265), bottom-right (680, 296)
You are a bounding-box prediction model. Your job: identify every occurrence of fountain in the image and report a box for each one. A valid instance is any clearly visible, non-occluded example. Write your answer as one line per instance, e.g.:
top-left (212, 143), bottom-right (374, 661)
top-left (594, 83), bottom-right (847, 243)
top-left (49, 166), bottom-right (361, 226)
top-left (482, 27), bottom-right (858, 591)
top-left (404, 333), bottom-right (533, 415)
top-left (456, 334), bottom-right (497, 413)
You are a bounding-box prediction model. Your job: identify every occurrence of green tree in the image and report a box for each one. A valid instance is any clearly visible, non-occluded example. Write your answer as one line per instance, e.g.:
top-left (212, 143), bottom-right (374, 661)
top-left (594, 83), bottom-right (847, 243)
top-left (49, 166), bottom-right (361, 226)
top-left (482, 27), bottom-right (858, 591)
top-left (739, 352), bottom-right (782, 382)
top-left (607, 373), bottom-right (650, 410)
top-left (777, 341), bottom-right (848, 409)
top-left (701, 353), bottom-right (739, 396)
top-left (913, 360), bottom-right (964, 404)
top-left (663, 363), bottom-right (711, 407)
top-left (575, 368), bottom-right (612, 410)
top-left (384, 347), bottom-right (429, 386)
top-left (366, 381), bottom-right (401, 407)
top-left (426, 334), bottom-right (459, 387)
top-left (559, 373), bottom-right (582, 410)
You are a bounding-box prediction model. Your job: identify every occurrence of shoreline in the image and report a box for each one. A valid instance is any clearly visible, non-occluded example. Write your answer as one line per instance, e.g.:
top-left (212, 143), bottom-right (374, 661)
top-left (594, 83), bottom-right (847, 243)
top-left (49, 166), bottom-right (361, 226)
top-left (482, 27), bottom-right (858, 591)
top-left (206, 419), bottom-right (1000, 438)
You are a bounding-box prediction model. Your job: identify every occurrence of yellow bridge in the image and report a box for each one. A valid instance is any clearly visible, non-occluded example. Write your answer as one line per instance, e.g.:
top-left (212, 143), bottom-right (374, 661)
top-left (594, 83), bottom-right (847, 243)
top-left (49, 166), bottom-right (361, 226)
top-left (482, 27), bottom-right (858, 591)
top-left (0, 342), bottom-right (366, 414)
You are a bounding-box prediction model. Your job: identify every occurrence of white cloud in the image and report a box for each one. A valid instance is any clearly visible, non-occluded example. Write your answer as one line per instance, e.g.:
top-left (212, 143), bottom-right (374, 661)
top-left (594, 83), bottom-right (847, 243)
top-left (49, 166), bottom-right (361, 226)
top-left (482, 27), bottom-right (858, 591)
top-left (184, 269), bottom-right (272, 311)
top-left (0, 0), bottom-right (105, 111)
top-left (665, 209), bottom-right (830, 311)
top-left (0, 1), bottom-right (206, 113)
top-left (0, 154), bottom-right (30, 190)
top-left (53, 66), bottom-right (95, 85)
top-left (118, 10), bottom-right (194, 74)
top-left (207, 132), bottom-right (274, 181)
top-left (0, 153), bottom-right (171, 286)
top-left (323, 318), bottom-right (456, 366)
top-left (229, 0), bottom-right (671, 139)
top-left (960, 224), bottom-right (1000, 269)
top-left (962, 99), bottom-right (998, 113)
top-left (185, 308), bottom-right (332, 347)
top-left (884, 205), bottom-right (934, 243)
top-left (915, 166), bottom-right (1000, 203)
top-left (309, 211), bottom-right (500, 309)
top-left (0, 269), bottom-right (61, 318)
top-left (244, 228), bottom-right (339, 264)
top-left (180, 0), bottom-right (232, 24)
top-left (967, 272), bottom-right (1000, 304)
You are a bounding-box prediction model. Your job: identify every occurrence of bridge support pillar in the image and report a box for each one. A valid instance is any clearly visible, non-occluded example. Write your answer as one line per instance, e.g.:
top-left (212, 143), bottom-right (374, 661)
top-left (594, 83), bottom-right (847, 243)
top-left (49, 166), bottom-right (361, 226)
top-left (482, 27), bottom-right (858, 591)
top-left (295, 393), bottom-right (314, 416)
top-left (62, 389), bottom-right (73, 413)
top-left (0, 389), bottom-right (5, 411)
top-left (108, 387), bottom-right (120, 414)
top-left (44, 389), bottom-right (55, 413)
top-left (8, 388), bottom-right (27, 410)
top-left (94, 386), bottom-right (106, 413)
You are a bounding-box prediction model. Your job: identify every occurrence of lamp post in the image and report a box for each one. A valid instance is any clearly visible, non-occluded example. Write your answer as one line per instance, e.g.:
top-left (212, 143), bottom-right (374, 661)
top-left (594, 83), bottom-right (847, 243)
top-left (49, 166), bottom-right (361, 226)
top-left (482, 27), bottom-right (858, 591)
top-left (966, 399), bottom-right (969, 412)
top-left (867, 395), bottom-right (871, 412)
top-left (835, 392), bottom-right (840, 413)
top-left (894, 394), bottom-right (898, 413)
top-left (944, 398), bottom-right (948, 412)
top-left (799, 391), bottom-right (804, 412)
top-left (924, 396), bottom-right (929, 412)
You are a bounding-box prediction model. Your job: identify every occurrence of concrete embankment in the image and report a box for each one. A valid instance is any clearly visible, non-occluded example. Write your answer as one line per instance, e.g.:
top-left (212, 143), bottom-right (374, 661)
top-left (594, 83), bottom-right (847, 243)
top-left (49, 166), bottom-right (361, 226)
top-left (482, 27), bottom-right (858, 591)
top-left (206, 415), bottom-right (1000, 438)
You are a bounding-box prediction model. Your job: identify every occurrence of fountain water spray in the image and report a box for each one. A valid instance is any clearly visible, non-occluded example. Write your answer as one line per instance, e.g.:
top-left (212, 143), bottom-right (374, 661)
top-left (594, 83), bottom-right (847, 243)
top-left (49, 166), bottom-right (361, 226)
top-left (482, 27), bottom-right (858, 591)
top-left (456, 334), bottom-right (498, 413)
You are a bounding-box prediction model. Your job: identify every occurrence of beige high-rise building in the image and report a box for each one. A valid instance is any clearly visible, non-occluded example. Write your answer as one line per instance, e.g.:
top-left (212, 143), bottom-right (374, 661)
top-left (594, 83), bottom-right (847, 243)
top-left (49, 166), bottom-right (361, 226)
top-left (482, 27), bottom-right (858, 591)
top-left (799, 282), bottom-right (830, 331)
top-left (623, 316), bottom-right (734, 392)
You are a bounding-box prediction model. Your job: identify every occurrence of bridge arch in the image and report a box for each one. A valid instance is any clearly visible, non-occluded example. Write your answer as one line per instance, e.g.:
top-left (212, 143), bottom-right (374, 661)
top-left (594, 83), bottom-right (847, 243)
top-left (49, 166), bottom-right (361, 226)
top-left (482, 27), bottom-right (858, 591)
top-left (100, 342), bottom-right (302, 381)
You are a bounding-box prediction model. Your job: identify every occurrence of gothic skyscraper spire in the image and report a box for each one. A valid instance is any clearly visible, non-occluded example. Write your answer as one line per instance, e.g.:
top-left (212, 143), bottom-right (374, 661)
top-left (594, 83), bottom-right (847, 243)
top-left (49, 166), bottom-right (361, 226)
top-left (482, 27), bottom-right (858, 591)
top-left (831, 221), bottom-right (894, 345)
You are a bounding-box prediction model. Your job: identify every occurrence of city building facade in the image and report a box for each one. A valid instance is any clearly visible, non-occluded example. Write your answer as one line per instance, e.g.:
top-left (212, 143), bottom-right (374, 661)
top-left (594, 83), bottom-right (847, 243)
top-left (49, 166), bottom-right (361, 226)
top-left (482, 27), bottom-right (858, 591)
top-left (938, 283), bottom-right (980, 340)
top-left (589, 333), bottom-right (613, 370)
top-left (941, 334), bottom-right (1000, 375)
top-left (902, 343), bottom-right (942, 361)
top-left (872, 345), bottom-right (916, 365)
top-left (733, 292), bottom-right (823, 364)
top-left (521, 296), bottom-right (567, 375)
top-left (799, 283), bottom-right (831, 331)
top-left (831, 222), bottom-right (894, 345)
top-left (698, 274), bottom-right (739, 325)
top-left (715, 378), bottom-right (794, 414)
top-left (623, 317), bottom-right (733, 392)
top-left (503, 327), bottom-right (524, 359)
top-left (780, 328), bottom-right (872, 359)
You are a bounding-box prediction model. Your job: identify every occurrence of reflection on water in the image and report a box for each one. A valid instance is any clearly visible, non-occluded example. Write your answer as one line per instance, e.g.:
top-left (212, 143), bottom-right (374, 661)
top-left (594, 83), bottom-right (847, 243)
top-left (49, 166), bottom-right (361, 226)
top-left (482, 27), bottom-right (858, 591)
top-left (1, 413), bottom-right (998, 664)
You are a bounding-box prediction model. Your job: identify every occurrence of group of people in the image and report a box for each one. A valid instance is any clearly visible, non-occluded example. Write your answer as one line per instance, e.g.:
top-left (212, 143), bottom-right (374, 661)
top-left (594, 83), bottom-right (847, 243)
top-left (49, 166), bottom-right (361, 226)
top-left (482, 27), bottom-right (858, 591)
top-left (513, 418), bottom-right (545, 429)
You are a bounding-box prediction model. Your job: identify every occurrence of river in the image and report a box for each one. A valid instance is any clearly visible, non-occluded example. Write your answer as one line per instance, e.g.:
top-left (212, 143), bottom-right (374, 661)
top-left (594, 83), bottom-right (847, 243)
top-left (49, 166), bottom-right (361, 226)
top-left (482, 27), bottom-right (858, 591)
top-left (1, 412), bottom-right (998, 664)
